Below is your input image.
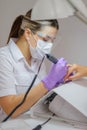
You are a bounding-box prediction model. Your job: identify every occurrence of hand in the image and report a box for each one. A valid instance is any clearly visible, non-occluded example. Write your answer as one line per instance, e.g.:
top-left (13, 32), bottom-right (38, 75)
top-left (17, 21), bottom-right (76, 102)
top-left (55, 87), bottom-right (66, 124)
top-left (42, 58), bottom-right (68, 91)
top-left (64, 64), bottom-right (87, 81)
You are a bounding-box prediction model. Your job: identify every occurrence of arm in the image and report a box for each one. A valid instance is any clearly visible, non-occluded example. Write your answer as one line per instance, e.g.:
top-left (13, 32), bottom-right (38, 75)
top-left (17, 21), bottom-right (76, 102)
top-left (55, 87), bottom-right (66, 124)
top-left (64, 64), bottom-right (87, 81)
top-left (0, 82), bottom-right (48, 118)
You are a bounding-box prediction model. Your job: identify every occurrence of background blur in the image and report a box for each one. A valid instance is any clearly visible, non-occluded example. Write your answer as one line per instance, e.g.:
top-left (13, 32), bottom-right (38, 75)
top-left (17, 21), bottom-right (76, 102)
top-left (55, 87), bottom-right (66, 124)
top-left (0, 0), bottom-right (87, 70)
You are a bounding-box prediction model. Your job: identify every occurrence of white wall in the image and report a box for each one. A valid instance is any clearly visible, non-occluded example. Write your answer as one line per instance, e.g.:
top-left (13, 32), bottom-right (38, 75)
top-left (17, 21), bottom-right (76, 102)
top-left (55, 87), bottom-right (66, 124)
top-left (0, 0), bottom-right (87, 68)
top-left (51, 0), bottom-right (87, 66)
top-left (53, 15), bottom-right (87, 65)
top-left (0, 0), bottom-right (36, 46)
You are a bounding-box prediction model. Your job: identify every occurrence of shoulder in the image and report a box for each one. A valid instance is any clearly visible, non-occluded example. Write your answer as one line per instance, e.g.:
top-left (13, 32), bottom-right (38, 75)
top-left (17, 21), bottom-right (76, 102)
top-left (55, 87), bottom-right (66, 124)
top-left (0, 45), bottom-right (13, 70)
top-left (0, 45), bottom-right (10, 56)
top-left (0, 45), bottom-right (12, 62)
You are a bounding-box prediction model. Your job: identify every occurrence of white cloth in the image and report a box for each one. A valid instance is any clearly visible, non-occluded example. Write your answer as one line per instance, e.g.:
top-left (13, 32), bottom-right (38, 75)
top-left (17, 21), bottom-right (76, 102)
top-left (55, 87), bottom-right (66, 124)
top-left (0, 38), bottom-right (46, 122)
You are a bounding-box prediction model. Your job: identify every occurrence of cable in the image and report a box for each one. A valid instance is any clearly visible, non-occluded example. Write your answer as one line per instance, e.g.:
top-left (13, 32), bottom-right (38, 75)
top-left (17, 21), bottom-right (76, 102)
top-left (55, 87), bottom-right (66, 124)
top-left (2, 57), bottom-right (45, 122)
top-left (32, 114), bottom-right (55, 130)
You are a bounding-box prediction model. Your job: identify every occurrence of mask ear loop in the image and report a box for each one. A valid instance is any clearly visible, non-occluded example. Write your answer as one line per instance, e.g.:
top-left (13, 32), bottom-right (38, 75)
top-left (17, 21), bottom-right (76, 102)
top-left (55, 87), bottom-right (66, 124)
top-left (25, 30), bottom-right (38, 50)
top-left (28, 30), bottom-right (41, 49)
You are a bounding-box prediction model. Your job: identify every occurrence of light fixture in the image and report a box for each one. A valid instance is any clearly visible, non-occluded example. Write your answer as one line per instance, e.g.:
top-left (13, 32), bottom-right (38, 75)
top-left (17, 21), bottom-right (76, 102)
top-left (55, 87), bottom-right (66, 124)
top-left (31, 0), bottom-right (87, 24)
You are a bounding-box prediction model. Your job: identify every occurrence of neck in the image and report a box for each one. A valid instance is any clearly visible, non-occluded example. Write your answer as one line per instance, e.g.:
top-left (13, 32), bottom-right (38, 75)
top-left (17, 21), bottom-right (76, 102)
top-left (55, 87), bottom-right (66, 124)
top-left (16, 38), bottom-right (31, 65)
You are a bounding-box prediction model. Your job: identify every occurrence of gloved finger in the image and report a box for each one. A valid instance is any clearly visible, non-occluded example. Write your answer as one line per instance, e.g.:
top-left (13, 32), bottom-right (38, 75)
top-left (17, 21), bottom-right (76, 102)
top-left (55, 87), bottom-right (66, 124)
top-left (58, 57), bottom-right (67, 66)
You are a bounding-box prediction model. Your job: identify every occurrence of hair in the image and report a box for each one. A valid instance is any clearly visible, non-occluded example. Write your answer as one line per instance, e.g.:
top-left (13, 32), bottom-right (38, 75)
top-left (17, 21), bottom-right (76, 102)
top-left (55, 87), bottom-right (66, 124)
top-left (7, 9), bottom-right (59, 44)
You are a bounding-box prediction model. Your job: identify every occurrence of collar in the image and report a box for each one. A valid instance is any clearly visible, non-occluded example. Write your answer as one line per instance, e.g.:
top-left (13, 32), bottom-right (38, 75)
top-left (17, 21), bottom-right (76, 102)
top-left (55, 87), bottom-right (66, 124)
top-left (8, 38), bottom-right (24, 62)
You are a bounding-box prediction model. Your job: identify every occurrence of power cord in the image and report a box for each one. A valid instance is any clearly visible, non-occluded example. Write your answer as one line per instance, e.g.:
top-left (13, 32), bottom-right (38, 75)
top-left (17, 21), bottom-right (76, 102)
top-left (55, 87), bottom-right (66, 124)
top-left (2, 57), bottom-right (45, 122)
top-left (32, 113), bottom-right (55, 130)
top-left (32, 93), bottom-right (57, 130)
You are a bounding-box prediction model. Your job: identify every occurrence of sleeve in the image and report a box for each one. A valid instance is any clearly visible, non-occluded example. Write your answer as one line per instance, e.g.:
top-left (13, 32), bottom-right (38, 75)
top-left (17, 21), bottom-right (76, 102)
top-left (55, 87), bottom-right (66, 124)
top-left (0, 54), bottom-right (16, 97)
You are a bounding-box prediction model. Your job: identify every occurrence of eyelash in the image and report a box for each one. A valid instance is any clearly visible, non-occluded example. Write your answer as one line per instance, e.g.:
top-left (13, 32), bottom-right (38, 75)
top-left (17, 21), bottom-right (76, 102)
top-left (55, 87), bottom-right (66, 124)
top-left (42, 38), bottom-right (49, 42)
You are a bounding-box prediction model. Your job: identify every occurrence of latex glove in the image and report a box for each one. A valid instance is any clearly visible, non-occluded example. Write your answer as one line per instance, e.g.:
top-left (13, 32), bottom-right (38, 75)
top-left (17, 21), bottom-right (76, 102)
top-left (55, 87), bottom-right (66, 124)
top-left (55, 72), bottom-right (73, 87)
top-left (42, 58), bottom-right (68, 91)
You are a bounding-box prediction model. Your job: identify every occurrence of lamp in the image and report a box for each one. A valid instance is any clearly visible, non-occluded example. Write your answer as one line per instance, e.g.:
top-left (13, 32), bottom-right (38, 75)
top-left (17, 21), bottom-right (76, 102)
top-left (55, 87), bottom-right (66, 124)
top-left (31, 0), bottom-right (87, 24)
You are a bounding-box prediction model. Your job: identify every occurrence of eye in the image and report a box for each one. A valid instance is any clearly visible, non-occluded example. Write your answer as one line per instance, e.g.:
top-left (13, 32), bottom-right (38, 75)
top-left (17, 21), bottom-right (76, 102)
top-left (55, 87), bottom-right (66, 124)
top-left (43, 39), bottom-right (48, 42)
top-left (42, 37), bottom-right (49, 42)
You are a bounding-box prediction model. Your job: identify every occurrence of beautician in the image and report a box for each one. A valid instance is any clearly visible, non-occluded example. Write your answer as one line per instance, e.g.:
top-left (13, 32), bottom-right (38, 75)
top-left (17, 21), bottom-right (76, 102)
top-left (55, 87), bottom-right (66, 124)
top-left (0, 9), bottom-right (67, 121)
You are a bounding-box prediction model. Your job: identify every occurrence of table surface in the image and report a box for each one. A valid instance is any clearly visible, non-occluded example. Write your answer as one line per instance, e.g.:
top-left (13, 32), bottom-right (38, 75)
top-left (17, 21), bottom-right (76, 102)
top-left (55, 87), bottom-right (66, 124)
top-left (0, 112), bottom-right (86, 130)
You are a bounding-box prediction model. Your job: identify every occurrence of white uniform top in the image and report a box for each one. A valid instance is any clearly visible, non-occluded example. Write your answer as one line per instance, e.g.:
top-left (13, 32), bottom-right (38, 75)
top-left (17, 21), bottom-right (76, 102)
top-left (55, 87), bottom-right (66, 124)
top-left (0, 38), bottom-right (46, 122)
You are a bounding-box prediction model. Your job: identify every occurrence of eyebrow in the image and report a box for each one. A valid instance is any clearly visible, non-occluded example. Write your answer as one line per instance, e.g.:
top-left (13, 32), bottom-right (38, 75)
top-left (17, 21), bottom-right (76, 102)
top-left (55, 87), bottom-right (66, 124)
top-left (37, 32), bottom-right (56, 39)
top-left (46, 35), bottom-right (56, 40)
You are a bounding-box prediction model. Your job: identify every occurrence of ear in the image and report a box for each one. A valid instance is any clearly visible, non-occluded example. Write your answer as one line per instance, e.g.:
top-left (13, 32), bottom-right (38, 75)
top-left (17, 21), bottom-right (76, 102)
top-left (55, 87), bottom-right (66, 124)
top-left (24, 28), bottom-right (32, 40)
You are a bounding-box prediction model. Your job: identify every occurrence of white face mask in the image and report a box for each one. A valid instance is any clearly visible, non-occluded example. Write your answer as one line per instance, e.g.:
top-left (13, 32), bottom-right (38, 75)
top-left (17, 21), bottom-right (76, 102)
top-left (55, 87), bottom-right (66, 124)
top-left (30, 39), bottom-right (53, 60)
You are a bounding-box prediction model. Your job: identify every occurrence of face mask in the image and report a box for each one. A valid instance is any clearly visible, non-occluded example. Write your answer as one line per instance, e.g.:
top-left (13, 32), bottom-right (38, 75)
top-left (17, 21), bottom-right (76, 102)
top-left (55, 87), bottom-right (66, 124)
top-left (30, 39), bottom-right (53, 60)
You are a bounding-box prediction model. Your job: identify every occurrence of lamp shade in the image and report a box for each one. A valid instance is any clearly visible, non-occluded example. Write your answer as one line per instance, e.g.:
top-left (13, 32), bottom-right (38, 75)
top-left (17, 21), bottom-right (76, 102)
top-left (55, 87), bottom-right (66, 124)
top-left (31, 0), bottom-right (87, 25)
top-left (31, 0), bottom-right (75, 20)
top-left (69, 0), bottom-right (87, 17)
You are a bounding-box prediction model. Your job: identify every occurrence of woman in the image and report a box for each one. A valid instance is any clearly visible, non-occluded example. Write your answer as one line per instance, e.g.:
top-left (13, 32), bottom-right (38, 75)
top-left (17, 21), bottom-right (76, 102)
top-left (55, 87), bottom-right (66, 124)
top-left (64, 64), bottom-right (87, 81)
top-left (0, 9), bottom-right (67, 121)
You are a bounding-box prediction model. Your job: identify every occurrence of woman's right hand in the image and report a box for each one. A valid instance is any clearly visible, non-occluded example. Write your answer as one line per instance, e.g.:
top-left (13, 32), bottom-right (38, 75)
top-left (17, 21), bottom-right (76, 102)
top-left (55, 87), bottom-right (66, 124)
top-left (42, 58), bottom-right (68, 91)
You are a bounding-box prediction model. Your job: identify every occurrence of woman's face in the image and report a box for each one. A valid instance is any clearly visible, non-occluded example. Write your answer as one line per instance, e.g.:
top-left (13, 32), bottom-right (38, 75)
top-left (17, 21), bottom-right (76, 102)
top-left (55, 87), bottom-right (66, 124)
top-left (31, 26), bottom-right (58, 48)
top-left (37, 26), bottom-right (58, 42)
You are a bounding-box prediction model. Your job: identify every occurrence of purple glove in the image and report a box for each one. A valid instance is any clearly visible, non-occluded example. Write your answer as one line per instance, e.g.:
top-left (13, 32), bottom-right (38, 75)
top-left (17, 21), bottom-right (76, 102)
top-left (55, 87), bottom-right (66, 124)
top-left (42, 58), bottom-right (68, 91)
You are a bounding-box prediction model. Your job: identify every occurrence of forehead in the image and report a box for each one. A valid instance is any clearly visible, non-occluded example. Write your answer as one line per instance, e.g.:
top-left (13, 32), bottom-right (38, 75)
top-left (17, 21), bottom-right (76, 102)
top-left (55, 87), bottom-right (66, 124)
top-left (39, 26), bottom-right (58, 37)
